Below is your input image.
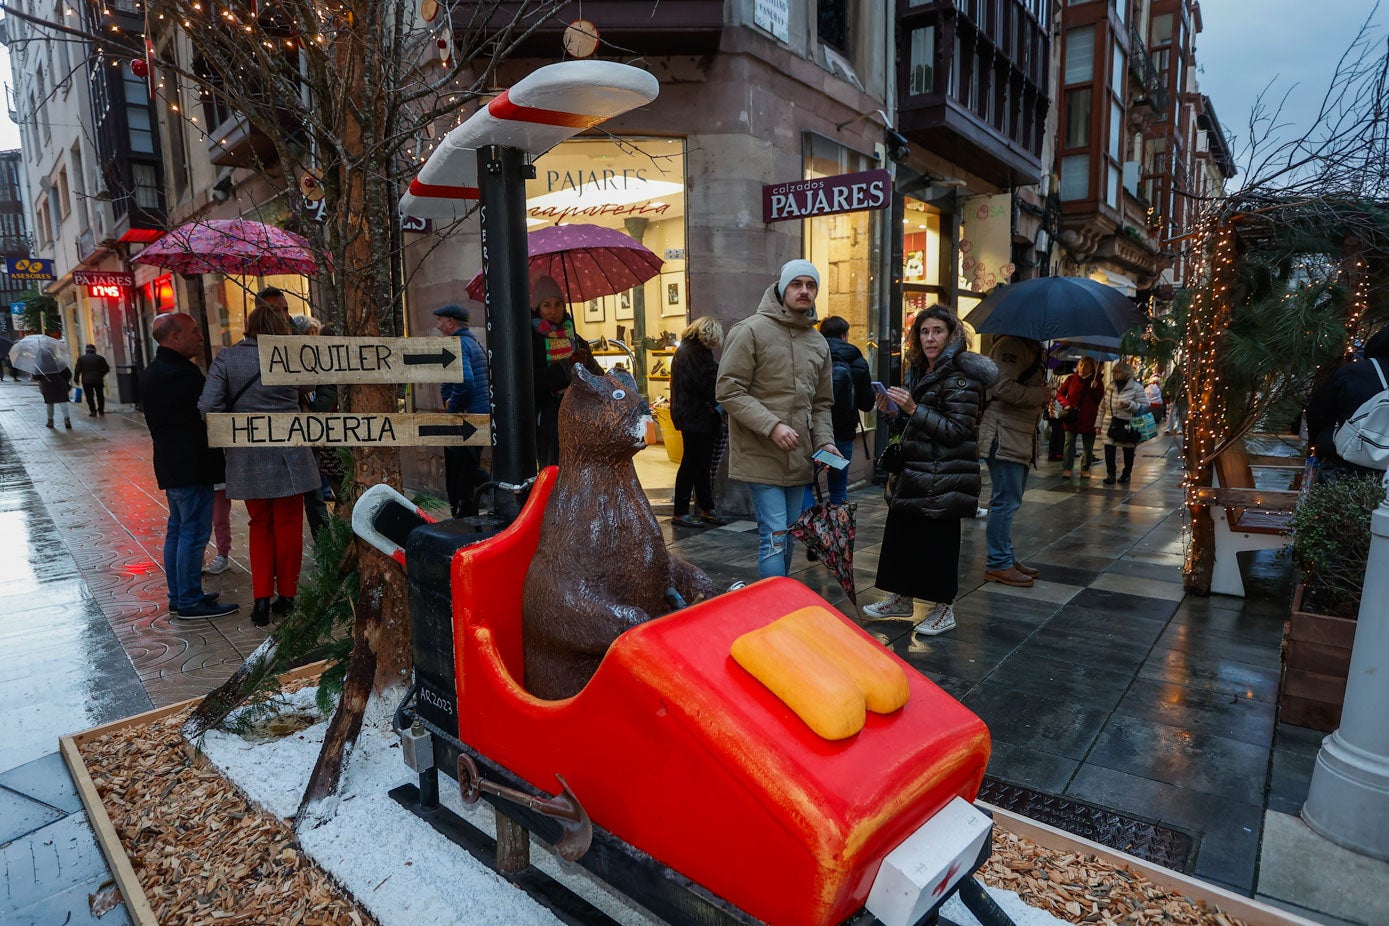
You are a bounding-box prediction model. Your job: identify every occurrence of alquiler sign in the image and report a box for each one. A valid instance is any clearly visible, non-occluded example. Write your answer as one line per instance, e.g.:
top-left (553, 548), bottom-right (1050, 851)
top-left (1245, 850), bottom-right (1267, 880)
top-left (763, 168), bottom-right (891, 224)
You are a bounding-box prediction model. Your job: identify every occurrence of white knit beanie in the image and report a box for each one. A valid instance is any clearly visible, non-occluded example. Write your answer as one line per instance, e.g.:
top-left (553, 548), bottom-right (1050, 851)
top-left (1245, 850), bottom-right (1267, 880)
top-left (777, 259), bottom-right (820, 299)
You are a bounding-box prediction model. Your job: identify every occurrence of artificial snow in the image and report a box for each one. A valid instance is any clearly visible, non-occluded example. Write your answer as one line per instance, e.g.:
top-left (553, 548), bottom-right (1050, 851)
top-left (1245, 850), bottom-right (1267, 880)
top-left (198, 687), bottom-right (1064, 926)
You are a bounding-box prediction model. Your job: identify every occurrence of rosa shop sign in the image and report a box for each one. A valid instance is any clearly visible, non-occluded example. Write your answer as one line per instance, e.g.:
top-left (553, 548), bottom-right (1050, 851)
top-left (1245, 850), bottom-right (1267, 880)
top-left (763, 169), bottom-right (891, 224)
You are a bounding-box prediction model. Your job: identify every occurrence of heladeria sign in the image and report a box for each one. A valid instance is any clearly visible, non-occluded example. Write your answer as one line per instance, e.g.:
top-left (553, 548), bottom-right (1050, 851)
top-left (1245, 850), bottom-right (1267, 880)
top-left (763, 168), bottom-right (891, 224)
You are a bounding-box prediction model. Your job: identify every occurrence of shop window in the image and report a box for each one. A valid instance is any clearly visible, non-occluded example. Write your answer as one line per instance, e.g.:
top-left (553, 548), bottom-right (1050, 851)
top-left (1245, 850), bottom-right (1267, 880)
top-left (524, 136), bottom-right (687, 401)
top-left (908, 26), bottom-right (935, 95)
top-left (817, 0), bottom-right (850, 53)
top-left (1064, 88), bottom-right (1092, 148)
top-left (1150, 13), bottom-right (1172, 45)
top-left (1064, 26), bottom-right (1094, 84)
top-left (1060, 154), bottom-right (1090, 201)
top-left (803, 133), bottom-right (881, 388)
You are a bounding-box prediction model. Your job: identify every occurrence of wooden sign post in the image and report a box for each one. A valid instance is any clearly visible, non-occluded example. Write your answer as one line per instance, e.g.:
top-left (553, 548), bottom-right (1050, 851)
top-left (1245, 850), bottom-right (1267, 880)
top-left (207, 412), bottom-right (488, 448)
top-left (206, 334), bottom-right (491, 449)
top-left (257, 335), bottom-right (469, 385)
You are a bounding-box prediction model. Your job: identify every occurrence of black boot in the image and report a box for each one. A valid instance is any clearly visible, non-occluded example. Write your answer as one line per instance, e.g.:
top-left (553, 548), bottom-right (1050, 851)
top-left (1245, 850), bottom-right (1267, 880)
top-left (252, 597), bottom-right (272, 627)
top-left (271, 595), bottom-right (295, 615)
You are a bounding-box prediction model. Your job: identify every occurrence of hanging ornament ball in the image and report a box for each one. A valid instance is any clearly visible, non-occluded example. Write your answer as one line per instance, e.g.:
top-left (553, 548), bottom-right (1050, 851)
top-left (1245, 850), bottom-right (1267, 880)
top-left (419, 0), bottom-right (439, 23)
top-left (130, 58), bottom-right (149, 78)
top-left (562, 20), bottom-right (600, 59)
top-left (300, 170), bottom-right (325, 202)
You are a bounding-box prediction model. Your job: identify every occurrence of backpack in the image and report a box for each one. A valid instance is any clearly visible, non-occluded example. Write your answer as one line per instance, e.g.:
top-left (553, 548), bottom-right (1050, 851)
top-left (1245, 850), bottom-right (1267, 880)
top-left (830, 357), bottom-right (858, 435)
top-left (1332, 358), bottom-right (1389, 470)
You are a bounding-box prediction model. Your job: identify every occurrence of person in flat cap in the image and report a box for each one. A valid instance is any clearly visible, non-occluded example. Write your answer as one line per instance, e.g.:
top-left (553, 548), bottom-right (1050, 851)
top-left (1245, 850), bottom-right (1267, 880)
top-left (434, 302), bottom-right (491, 517)
top-left (530, 276), bottom-right (601, 469)
top-left (715, 258), bottom-right (841, 578)
top-left (75, 343), bottom-right (111, 416)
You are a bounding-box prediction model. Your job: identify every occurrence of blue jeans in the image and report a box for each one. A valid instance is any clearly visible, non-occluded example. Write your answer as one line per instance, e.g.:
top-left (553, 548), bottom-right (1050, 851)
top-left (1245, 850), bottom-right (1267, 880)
top-left (748, 483), bottom-right (807, 579)
top-left (802, 437), bottom-right (858, 507)
top-left (164, 485), bottom-right (214, 610)
top-left (984, 455), bottom-right (1029, 571)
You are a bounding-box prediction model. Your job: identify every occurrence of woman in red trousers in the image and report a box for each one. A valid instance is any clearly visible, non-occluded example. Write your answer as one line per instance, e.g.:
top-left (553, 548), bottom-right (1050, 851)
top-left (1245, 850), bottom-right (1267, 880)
top-left (198, 292), bottom-right (321, 627)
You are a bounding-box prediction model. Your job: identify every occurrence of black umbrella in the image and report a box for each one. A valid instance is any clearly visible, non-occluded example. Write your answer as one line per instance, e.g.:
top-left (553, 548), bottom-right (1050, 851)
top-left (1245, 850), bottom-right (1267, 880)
top-left (965, 277), bottom-right (1145, 342)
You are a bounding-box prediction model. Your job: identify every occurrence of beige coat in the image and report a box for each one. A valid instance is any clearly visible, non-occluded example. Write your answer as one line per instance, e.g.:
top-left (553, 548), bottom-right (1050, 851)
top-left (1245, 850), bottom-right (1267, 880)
top-left (715, 284), bottom-right (835, 486)
top-left (976, 336), bottom-right (1048, 467)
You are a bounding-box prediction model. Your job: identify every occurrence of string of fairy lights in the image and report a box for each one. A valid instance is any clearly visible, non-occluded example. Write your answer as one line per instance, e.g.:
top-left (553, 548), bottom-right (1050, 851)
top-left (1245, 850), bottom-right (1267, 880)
top-left (1177, 213), bottom-right (1374, 583)
top-left (90, 0), bottom-right (473, 167)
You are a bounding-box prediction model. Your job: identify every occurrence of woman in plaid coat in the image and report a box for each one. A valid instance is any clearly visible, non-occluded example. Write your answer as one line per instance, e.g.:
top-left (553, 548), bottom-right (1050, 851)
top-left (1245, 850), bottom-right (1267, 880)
top-left (199, 304), bottom-right (320, 627)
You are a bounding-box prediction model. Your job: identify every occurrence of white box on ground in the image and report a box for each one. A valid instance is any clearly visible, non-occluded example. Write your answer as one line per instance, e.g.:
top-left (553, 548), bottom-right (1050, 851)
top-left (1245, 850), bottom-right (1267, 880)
top-left (866, 797), bottom-right (993, 926)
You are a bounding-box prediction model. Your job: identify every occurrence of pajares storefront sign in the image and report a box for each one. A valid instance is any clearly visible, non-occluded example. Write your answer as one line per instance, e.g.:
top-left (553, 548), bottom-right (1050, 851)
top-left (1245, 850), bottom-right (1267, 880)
top-left (763, 168), bottom-right (891, 223)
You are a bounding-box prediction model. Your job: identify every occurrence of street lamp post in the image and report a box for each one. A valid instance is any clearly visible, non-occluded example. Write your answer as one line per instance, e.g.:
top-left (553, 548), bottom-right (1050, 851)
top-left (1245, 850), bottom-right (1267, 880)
top-left (1302, 469), bottom-right (1389, 860)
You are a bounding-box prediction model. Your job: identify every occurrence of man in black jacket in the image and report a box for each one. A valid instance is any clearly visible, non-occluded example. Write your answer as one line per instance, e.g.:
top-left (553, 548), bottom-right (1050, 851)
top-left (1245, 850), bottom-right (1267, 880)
top-left (1306, 324), bottom-right (1389, 481)
top-left (140, 313), bottom-right (238, 619)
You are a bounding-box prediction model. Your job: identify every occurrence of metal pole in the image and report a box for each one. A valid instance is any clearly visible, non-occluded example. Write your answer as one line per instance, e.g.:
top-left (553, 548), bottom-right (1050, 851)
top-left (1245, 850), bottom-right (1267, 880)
top-left (1302, 470), bottom-right (1389, 861)
top-left (477, 145), bottom-right (537, 511)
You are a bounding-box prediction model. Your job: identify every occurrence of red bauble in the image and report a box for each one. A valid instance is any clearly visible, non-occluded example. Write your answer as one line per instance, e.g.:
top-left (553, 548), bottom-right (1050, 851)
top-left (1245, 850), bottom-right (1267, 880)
top-left (130, 58), bottom-right (149, 78)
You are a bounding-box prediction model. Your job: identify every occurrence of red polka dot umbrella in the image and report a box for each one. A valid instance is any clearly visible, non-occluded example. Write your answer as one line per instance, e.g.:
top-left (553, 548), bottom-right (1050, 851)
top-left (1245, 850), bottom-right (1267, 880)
top-left (465, 224), bottom-right (663, 303)
top-left (132, 219), bottom-right (323, 276)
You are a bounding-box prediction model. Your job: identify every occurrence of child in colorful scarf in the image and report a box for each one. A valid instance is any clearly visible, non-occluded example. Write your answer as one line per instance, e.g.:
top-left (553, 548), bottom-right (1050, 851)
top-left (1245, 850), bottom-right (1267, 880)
top-left (532, 275), bottom-right (602, 467)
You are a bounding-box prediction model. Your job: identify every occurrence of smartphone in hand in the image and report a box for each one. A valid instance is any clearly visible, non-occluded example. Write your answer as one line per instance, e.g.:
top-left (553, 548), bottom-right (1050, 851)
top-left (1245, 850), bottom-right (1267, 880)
top-left (812, 448), bottom-right (850, 470)
top-left (871, 381), bottom-right (898, 413)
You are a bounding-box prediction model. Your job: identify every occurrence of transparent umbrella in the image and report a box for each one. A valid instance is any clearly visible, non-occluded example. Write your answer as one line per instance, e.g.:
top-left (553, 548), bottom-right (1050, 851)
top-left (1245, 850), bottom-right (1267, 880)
top-left (8, 334), bottom-right (71, 374)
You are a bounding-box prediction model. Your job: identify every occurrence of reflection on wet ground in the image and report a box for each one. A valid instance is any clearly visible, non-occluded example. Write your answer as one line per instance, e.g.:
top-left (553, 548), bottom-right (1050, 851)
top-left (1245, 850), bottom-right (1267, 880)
top-left (0, 381), bottom-right (1330, 914)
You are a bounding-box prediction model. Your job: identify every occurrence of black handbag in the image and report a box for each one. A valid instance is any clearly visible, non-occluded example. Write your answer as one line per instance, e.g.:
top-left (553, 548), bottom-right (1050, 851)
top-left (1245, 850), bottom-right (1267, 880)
top-left (877, 439), bottom-right (906, 474)
top-left (1107, 418), bottom-right (1143, 444)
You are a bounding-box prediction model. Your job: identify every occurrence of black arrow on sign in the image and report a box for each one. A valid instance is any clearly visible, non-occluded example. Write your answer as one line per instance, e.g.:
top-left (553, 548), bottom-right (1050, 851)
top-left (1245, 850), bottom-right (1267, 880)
top-left (403, 348), bottom-right (457, 368)
top-left (418, 421), bottom-right (478, 440)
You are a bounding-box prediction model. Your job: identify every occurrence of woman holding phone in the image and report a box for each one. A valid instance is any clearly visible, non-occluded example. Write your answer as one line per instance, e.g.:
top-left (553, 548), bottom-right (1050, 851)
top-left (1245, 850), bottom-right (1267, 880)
top-left (863, 304), bottom-right (997, 636)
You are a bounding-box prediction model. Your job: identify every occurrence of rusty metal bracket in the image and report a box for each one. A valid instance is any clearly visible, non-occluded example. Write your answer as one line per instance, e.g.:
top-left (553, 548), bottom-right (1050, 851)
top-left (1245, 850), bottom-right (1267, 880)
top-left (457, 754), bottom-right (593, 861)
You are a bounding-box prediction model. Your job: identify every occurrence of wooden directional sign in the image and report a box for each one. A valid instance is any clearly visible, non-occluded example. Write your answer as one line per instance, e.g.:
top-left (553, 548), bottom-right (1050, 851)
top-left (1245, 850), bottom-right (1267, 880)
top-left (206, 413), bottom-right (489, 448)
top-left (258, 335), bottom-right (468, 385)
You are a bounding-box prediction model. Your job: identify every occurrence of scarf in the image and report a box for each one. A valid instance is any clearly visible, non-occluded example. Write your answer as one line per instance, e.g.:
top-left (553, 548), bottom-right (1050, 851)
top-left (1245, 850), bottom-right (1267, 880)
top-left (534, 316), bottom-right (577, 365)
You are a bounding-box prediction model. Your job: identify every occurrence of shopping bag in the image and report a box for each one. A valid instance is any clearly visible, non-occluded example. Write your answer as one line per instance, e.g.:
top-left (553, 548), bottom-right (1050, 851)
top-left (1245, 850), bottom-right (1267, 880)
top-left (71, 386), bottom-right (82, 404)
top-left (1132, 410), bottom-right (1158, 441)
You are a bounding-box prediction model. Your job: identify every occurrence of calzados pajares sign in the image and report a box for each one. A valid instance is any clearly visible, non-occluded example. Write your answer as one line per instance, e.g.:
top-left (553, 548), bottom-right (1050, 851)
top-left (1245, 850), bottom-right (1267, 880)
top-left (763, 169), bottom-right (891, 223)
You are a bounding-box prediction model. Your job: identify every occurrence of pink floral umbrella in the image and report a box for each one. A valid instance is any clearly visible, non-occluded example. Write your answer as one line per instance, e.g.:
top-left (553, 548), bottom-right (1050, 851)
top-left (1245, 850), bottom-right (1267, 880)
top-left (465, 224), bottom-right (662, 303)
top-left (132, 219), bottom-right (322, 276)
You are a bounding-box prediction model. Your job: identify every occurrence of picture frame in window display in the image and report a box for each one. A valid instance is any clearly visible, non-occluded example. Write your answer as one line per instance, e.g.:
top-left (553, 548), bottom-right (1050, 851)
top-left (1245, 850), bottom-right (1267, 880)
top-left (614, 291), bottom-right (634, 321)
top-left (661, 274), bottom-right (685, 317)
top-left (583, 297), bottom-right (604, 323)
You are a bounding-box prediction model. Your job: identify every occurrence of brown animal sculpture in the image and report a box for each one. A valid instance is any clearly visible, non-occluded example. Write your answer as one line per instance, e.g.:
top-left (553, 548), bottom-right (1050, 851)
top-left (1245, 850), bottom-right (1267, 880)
top-left (523, 365), bottom-right (716, 700)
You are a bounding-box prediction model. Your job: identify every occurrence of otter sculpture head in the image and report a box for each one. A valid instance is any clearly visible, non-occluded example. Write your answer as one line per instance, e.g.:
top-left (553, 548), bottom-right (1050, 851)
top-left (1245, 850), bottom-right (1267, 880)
top-left (557, 366), bottom-right (651, 463)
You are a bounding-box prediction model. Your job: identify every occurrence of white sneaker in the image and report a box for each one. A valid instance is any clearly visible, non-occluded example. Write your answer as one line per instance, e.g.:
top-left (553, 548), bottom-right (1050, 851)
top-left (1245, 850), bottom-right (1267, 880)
top-left (863, 593), bottom-right (915, 618)
top-left (974, 507), bottom-right (989, 518)
top-left (203, 555), bottom-right (231, 575)
top-left (914, 603), bottom-right (956, 637)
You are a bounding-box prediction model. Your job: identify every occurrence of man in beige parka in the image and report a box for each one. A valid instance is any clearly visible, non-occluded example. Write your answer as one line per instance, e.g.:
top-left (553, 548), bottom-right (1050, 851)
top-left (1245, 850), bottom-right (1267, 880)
top-left (716, 259), bottom-right (841, 578)
top-left (976, 335), bottom-right (1049, 588)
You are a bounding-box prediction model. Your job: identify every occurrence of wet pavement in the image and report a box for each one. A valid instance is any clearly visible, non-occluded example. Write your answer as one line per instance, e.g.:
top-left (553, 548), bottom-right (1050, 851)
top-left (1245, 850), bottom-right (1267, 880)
top-left (0, 378), bottom-right (1382, 925)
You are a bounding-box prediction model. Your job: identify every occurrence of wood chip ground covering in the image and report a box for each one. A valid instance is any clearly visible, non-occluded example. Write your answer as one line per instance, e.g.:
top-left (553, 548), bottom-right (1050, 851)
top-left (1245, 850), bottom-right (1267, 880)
top-left (979, 831), bottom-right (1250, 926)
top-left (80, 707), bottom-right (1248, 926)
top-left (77, 704), bottom-right (375, 925)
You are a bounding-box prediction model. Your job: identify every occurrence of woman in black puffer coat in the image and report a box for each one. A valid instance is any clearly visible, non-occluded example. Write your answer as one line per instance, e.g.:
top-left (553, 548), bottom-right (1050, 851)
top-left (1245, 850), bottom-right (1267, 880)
top-left (669, 316), bottom-right (728, 528)
top-left (864, 304), bottom-right (997, 636)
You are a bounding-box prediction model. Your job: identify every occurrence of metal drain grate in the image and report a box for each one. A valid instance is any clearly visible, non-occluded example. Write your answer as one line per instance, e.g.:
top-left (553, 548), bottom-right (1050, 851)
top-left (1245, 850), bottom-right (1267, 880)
top-left (978, 777), bottom-right (1196, 871)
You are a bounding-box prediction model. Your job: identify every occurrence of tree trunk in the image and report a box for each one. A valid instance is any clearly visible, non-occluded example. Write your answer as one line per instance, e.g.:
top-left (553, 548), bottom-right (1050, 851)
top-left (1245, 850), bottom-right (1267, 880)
top-left (1185, 463), bottom-right (1215, 596)
top-left (298, 3), bottom-right (410, 814)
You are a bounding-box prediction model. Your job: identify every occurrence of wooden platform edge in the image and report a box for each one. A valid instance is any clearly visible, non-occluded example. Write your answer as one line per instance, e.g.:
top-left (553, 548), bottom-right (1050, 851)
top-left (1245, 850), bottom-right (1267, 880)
top-left (58, 660), bottom-right (327, 926)
top-left (982, 802), bottom-right (1322, 926)
top-left (60, 734), bottom-right (159, 926)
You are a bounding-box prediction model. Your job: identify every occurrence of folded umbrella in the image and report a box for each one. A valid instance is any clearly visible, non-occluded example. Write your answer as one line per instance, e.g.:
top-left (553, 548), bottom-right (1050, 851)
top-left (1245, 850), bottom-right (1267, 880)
top-left (788, 479), bottom-right (858, 605)
top-left (965, 277), bottom-right (1145, 342)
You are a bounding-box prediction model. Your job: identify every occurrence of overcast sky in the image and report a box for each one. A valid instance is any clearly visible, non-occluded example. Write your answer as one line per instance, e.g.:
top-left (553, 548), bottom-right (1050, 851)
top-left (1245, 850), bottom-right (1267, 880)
top-left (1187, 1), bottom-right (1387, 180)
top-left (0, 4), bottom-right (1386, 170)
